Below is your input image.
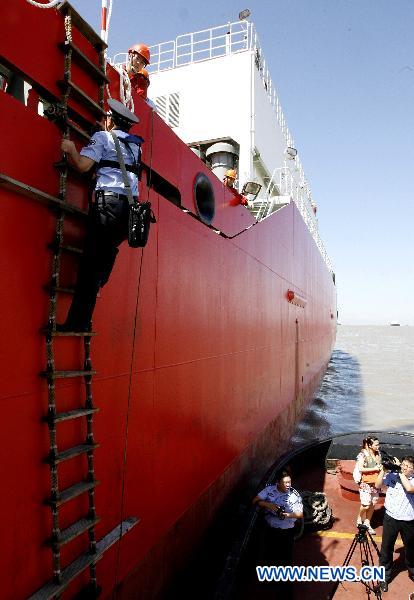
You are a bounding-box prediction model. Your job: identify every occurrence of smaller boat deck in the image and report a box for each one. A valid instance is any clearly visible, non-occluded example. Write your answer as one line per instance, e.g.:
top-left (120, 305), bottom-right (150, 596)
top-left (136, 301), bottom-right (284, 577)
top-left (232, 433), bottom-right (414, 599)
top-left (294, 465), bottom-right (411, 599)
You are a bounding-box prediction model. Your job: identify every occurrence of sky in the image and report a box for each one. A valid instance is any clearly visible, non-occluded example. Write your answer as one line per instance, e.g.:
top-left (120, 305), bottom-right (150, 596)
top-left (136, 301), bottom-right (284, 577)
top-left (69, 0), bottom-right (414, 325)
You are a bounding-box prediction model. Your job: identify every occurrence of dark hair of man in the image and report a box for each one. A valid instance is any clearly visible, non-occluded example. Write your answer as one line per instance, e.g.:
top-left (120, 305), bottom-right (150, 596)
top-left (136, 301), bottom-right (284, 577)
top-left (362, 436), bottom-right (379, 451)
top-left (111, 113), bottom-right (133, 132)
top-left (276, 470), bottom-right (291, 483)
top-left (401, 455), bottom-right (414, 467)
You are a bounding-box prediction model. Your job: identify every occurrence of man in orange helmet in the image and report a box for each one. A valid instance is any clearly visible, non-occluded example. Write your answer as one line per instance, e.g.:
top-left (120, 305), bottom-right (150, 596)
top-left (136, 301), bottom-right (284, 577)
top-left (223, 169), bottom-right (248, 206)
top-left (117, 43), bottom-right (151, 109)
top-left (126, 43), bottom-right (150, 80)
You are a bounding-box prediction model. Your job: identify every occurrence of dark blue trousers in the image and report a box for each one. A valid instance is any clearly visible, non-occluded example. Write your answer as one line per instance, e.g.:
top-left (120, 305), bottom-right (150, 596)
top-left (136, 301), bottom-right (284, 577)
top-left (65, 195), bottom-right (129, 329)
top-left (261, 526), bottom-right (295, 599)
top-left (379, 513), bottom-right (414, 582)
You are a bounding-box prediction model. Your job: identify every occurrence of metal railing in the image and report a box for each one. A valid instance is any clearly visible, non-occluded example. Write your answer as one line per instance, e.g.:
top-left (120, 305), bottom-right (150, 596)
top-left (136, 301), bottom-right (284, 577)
top-left (109, 21), bottom-right (333, 273)
top-left (110, 22), bottom-right (250, 73)
top-left (139, 21), bottom-right (298, 146)
top-left (110, 22), bottom-right (305, 179)
top-left (111, 22), bottom-right (302, 167)
top-left (253, 166), bottom-right (333, 273)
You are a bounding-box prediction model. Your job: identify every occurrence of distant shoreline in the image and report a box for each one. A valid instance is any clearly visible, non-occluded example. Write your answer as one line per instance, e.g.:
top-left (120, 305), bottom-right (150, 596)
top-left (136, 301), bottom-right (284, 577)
top-left (338, 323), bottom-right (411, 327)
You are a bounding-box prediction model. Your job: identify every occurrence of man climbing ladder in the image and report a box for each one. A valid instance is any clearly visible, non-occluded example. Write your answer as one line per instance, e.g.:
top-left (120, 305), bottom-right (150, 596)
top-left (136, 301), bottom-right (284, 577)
top-left (58, 99), bottom-right (143, 332)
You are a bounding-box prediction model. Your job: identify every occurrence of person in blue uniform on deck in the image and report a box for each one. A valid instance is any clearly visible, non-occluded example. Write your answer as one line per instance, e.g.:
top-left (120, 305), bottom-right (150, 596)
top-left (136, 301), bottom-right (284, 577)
top-left (253, 470), bottom-right (303, 599)
top-left (375, 455), bottom-right (414, 593)
top-left (57, 99), bottom-right (143, 332)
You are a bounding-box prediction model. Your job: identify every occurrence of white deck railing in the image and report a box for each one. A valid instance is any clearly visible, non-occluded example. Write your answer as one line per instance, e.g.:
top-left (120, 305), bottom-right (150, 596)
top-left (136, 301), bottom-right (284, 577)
top-left (141, 21), bottom-right (299, 149)
top-left (111, 21), bottom-right (297, 149)
top-left (253, 166), bottom-right (333, 273)
top-left (110, 22), bottom-right (333, 273)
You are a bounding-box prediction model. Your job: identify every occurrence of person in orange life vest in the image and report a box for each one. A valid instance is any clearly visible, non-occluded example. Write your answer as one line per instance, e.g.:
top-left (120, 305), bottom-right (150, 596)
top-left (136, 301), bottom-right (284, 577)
top-left (223, 169), bottom-right (248, 206)
top-left (131, 68), bottom-right (157, 111)
top-left (130, 68), bottom-right (149, 97)
top-left (355, 436), bottom-right (382, 534)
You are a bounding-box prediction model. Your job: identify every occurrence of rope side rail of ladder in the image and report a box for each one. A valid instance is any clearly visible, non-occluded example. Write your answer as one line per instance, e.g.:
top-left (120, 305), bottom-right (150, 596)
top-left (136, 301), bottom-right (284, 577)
top-left (31, 6), bottom-right (139, 599)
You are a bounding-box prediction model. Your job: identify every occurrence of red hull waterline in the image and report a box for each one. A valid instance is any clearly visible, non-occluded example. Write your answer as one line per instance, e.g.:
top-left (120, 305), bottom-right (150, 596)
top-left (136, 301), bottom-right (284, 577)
top-left (0, 3), bottom-right (336, 599)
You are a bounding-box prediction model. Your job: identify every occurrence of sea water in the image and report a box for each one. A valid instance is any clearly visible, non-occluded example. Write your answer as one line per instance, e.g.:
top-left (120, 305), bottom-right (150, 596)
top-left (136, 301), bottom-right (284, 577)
top-left (291, 325), bottom-right (414, 446)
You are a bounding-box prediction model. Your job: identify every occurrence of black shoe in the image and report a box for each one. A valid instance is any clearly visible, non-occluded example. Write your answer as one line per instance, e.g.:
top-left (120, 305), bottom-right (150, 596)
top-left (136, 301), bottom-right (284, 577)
top-left (379, 581), bottom-right (388, 592)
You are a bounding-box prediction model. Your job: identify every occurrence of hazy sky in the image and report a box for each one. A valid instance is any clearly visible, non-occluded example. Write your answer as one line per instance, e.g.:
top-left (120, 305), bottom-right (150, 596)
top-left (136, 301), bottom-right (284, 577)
top-left (70, 0), bottom-right (414, 325)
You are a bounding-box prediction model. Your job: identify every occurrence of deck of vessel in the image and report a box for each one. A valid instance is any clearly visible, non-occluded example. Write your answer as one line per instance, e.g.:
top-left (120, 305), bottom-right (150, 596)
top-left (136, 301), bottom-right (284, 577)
top-left (235, 437), bottom-right (413, 599)
top-left (294, 467), bottom-right (412, 599)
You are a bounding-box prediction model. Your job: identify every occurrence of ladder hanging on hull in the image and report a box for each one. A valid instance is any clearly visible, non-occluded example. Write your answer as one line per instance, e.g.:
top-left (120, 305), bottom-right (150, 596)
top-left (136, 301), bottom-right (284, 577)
top-left (32, 4), bottom-right (138, 598)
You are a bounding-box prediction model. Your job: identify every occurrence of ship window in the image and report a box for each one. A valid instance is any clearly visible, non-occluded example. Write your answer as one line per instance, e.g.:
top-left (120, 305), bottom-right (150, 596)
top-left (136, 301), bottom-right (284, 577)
top-left (0, 64), bottom-right (25, 100)
top-left (0, 62), bottom-right (53, 118)
top-left (193, 173), bottom-right (215, 225)
top-left (154, 92), bottom-right (180, 129)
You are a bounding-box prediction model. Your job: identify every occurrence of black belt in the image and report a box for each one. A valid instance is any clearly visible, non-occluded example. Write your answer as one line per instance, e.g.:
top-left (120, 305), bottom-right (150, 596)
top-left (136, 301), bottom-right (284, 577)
top-left (98, 160), bottom-right (140, 175)
top-left (95, 190), bottom-right (138, 201)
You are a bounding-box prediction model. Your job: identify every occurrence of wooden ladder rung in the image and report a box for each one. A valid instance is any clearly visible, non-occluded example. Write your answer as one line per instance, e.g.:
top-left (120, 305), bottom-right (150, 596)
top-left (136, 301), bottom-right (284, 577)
top-left (60, 243), bottom-right (83, 254)
top-left (65, 117), bottom-right (91, 141)
top-left (40, 369), bottom-right (96, 379)
top-left (49, 330), bottom-right (96, 337)
top-left (58, 3), bottom-right (107, 51)
top-left (0, 173), bottom-right (87, 217)
top-left (28, 518), bottom-right (139, 600)
top-left (45, 285), bottom-right (75, 295)
top-left (59, 41), bottom-right (109, 83)
top-left (43, 407), bottom-right (98, 423)
top-left (46, 242), bottom-right (84, 255)
top-left (47, 515), bottom-right (101, 547)
top-left (45, 479), bottom-right (100, 508)
top-left (45, 285), bottom-right (101, 298)
top-left (58, 79), bottom-right (106, 119)
top-left (47, 442), bottom-right (99, 464)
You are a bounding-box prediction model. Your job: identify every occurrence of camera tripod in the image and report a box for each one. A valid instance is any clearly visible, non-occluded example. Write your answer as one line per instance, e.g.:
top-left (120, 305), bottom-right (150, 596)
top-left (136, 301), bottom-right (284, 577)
top-left (327, 524), bottom-right (383, 599)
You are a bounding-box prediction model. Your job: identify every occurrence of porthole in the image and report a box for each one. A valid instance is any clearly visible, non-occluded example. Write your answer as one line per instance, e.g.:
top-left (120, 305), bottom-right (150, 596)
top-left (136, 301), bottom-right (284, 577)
top-left (193, 173), bottom-right (215, 225)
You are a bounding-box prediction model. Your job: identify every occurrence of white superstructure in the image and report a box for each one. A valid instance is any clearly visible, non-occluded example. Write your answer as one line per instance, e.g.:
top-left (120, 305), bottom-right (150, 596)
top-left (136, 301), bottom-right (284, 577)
top-left (112, 21), bottom-right (332, 271)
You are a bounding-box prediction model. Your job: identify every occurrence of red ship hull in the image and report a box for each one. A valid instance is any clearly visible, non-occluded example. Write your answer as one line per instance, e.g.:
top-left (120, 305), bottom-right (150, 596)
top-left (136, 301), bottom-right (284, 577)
top-left (0, 3), bottom-right (336, 598)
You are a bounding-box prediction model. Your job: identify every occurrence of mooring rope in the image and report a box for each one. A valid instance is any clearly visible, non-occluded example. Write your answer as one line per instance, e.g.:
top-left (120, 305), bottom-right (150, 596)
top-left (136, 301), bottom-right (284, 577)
top-left (25, 0), bottom-right (62, 8)
top-left (113, 108), bottom-right (156, 596)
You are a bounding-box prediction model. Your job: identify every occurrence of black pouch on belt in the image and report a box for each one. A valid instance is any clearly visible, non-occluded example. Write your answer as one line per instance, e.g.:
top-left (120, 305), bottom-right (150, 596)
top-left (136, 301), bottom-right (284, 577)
top-left (110, 131), bottom-right (156, 247)
top-left (128, 200), bottom-right (156, 248)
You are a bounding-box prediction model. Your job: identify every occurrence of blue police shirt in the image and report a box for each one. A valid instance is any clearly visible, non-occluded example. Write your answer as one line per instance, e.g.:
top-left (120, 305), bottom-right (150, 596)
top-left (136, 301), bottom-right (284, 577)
top-left (383, 472), bottom-right (414, 521)
top-left (257, 484), bottom-right (303, 530)
top-left (80, 129), bottom-right (141, 196)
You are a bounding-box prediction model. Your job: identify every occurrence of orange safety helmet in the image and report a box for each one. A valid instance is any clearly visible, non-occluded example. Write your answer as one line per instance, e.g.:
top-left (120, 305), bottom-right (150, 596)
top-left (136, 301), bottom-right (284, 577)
top-left (128, 43), bottom-right (150, 65)
top-left (224, 169), bottom-right (237, 180)
top-left (137, 68), bottom-right (150, 82)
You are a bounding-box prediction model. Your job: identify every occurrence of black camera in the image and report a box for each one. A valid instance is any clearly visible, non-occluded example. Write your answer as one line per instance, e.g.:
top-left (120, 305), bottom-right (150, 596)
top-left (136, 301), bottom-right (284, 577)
top-left (381, 450), bottom-right (401, 473)
top-left (382, 460), bottom-right (401, 473)
top-left (273, 505), bottom-right (286, 520)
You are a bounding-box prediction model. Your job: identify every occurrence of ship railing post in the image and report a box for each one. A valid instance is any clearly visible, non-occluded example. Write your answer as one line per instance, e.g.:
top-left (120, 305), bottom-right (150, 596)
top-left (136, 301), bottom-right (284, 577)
top-left (226, 26), bottom-right (231, 55)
